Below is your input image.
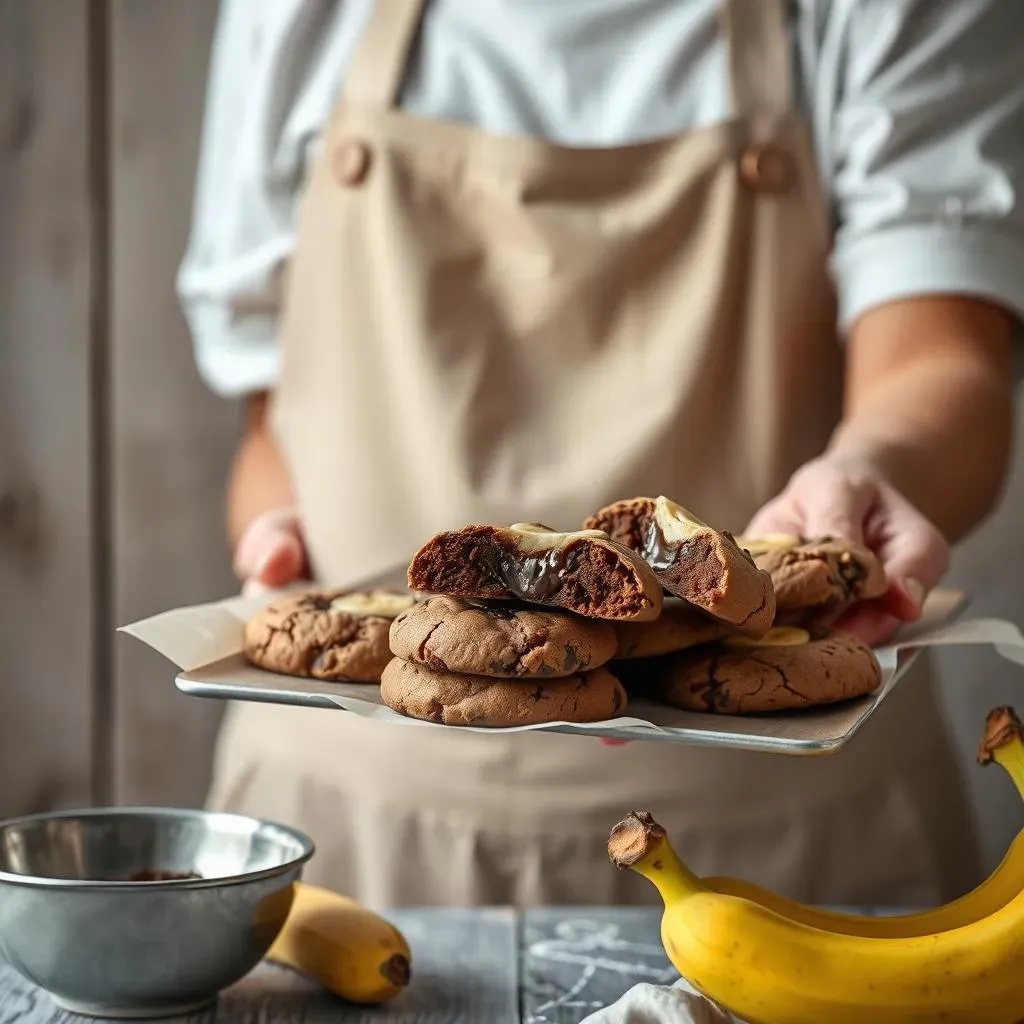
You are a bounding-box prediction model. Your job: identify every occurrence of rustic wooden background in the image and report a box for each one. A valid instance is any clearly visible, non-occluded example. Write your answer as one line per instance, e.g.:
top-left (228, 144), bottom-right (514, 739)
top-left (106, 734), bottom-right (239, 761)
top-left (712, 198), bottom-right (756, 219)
top-left (0, 0), bottom-right (232, 816)
top-left (0, 0), bottom-right (1021, 879)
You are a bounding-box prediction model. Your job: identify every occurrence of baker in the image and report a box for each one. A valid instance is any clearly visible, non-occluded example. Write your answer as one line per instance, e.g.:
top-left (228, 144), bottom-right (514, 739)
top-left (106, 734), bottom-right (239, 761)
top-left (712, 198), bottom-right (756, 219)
top-left (178, 0), bottom-right (1021, 908)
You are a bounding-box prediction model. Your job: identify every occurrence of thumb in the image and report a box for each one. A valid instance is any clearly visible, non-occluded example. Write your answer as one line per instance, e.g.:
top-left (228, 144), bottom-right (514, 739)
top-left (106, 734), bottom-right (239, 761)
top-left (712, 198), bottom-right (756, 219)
top-left (252, 531), bottom-right (306, 589)
top-left (869, 490), bottom-right (948, 621)
top-left (233, 507), bottom-right (307, 589)
top-left (796, 474), bottom-right (875, 547)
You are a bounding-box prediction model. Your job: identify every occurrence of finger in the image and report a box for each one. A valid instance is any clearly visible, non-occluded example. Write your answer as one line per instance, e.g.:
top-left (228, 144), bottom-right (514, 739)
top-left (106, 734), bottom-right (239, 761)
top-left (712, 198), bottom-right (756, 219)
top-left (834, 601), bottom-right (903, 647)
top-left (233, 508), bottom-right (303, 581)
top-left (743, 498), bottom-right (804, 540)
top-left (797, 476), bottom-right (875, 546)
top-left (877, 578), bottom-right (926, 622)
top-left (242, 577), bottom-right (271, 598)
top-left (252, 532), bottom-right (307, 588)
top-left (233, 518), bottom-right (276, 580)
top-left (867, 490), bottom-right (947, 620)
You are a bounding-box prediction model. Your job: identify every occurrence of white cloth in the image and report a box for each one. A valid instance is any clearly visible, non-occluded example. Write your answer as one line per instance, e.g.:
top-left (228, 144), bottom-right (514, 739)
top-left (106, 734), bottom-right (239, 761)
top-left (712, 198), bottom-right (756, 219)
top-left (177, 0), bottom-right (1024, 398)
top-left (580, 978), bottom-right (737, 1024)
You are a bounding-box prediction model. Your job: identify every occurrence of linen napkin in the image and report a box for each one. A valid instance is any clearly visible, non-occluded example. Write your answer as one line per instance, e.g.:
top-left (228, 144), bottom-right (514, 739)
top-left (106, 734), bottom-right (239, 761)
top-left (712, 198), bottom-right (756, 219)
top-left (580, 977), bottom-right (740, 1023)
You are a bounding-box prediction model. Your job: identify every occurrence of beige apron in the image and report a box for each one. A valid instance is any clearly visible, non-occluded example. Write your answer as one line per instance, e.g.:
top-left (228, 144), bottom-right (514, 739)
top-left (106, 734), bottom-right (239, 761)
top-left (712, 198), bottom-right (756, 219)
top-left (207, 0), bottom-right (979, 908)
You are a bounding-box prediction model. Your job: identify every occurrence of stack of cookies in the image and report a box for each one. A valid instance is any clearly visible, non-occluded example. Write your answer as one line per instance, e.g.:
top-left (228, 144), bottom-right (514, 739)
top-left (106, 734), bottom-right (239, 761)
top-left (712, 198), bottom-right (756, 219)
top-left (584, 496), bottom-right (887, 715)
top-left (378, 523), bottom-right (668, 727)
top-left (243, 495), bottom-right (889, 724)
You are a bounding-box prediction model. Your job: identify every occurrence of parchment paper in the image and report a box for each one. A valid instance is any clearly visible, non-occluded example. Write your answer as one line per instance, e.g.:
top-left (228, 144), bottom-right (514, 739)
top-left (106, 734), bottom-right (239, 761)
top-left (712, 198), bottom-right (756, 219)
top-left (119, 587), bottom-right (1024, 755)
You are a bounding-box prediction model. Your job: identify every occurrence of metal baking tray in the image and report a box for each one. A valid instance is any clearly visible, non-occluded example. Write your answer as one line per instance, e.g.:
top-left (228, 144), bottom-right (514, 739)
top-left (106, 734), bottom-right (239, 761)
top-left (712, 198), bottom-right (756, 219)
top-left (152, 572), bottom-right (971, 756)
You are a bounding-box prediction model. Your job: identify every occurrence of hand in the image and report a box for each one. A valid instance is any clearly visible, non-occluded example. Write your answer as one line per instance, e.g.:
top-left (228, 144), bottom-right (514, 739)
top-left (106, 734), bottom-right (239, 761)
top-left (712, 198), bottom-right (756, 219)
top-left (744, 454), bottom-right (949, 646)
top-left (233, 506), bottom-right (310, 597)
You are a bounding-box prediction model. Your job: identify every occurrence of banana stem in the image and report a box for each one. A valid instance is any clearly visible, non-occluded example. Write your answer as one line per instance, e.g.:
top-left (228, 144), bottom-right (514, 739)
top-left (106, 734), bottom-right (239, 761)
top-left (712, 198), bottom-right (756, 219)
top-left (607, 811), bottom-right (704, 903)
top-left (978, 707), bottom-right (1024, 799)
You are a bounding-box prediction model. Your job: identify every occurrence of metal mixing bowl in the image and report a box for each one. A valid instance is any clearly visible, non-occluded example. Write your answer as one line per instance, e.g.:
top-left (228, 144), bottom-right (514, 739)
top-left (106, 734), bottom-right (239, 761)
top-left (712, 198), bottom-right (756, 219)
top-left (0, 807), bottom-right (314, 1018)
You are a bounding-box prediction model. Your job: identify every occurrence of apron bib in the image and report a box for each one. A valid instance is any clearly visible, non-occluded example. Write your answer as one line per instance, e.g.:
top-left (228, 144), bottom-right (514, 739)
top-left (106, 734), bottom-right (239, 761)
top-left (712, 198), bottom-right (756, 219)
top-left (207, 0), bottom-right (978, 908)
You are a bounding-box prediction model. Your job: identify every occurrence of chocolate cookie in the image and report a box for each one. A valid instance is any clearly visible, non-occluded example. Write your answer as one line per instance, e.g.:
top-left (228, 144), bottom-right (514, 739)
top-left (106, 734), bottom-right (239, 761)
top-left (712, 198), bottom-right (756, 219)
top-left (389, 595), bottom-right (617, 678)
top-left (739, 535), bottom-right (886, 625)
top-left (584, 496), bottom-right (774, 637)
top-left (613, 598), bottom-right (731, 660)
top-left (380, 659), bottom-right (628, 727)
top-left (653, 629), bottom-right (882, 714)
top-left (243, 589), bottom-right (416, 683)
top-left (406, 523), bottom-right (663, 622)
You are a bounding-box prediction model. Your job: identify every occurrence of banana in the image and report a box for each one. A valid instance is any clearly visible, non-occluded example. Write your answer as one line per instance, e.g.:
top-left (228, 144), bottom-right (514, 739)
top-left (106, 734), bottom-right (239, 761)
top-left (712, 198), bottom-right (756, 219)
top-left (702, 838), bottom-right (1024, 938)
top-left (703, 831), bottom-right (1024, 938)
top-left (722, 626), bottom-right (810, 648)
top-left (266, 882), bottom-right (411, 1004)
top-left (329, 591), bottom-right (416, 618)
top-left (607, 706), bottom-right (1024, 1024)
top-left (703, 705), bottom-right (1024, 938)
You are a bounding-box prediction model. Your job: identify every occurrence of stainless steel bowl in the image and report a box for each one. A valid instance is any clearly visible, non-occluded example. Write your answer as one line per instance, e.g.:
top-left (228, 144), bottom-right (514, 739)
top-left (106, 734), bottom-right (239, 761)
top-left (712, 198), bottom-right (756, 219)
top-left (0, 807), bottom-right (314, 1018)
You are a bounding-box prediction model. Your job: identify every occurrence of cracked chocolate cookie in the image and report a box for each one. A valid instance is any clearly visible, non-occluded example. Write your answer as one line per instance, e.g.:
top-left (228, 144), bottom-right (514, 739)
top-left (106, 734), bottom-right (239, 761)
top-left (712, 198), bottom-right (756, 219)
top-left (653, 629), bottom-right (882, 714)
top-left (584, 496), bottom-right (774, 637)
top-left (380, 659), bottom-right (628, 727)
top-left (243, 589), bottom-right (416, 682)
top-left (739, 535), bottom-right (886, 626)
top-left (406, 523), bottom-right (663, 622)
top-left (613, 598), bottom-right (731, 660)
top-left (389, 595), bottom-right (617, 678)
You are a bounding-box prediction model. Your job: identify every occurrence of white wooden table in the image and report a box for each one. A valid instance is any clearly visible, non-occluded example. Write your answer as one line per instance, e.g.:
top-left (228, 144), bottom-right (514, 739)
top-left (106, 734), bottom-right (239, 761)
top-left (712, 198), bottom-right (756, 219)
top-left (0, 905), bottom-right (895, 1024)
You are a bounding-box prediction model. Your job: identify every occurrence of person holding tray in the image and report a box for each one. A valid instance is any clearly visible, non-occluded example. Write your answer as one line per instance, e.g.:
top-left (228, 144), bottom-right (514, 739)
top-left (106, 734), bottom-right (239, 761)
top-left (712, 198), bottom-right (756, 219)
top-left (177, 0), bottom-right (1021, 908)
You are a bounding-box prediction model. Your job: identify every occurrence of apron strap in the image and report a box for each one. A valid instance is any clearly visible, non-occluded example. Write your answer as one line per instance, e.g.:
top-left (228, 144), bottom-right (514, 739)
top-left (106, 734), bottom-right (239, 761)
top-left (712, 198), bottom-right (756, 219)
top-left (342, 0), bottom-right (427, 108)
top-left (722, 0), bottom-right (792, 116)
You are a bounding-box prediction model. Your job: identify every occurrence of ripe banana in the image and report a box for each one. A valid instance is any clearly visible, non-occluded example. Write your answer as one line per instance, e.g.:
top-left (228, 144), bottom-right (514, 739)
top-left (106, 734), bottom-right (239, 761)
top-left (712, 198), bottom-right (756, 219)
top-left (702, 831), bottom-right (1024, 938)
top-left (703, 705), bottom-right (1024, 938)
top-left (608, 706), bottom-right (1024, 1024)
top-left (266, 882), bottom-right (411, 1004)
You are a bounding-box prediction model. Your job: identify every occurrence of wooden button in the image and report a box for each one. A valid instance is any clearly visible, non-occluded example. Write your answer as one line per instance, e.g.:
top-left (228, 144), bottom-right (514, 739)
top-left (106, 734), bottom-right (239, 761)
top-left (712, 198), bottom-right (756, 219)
top-left (334, 139), bottom-right (371, 186)
top-left (739, 144), bottom-right (795, 194)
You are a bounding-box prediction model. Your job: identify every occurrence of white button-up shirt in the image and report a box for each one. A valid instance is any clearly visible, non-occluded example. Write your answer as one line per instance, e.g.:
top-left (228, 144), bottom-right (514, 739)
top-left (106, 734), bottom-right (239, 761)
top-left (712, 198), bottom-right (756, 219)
top-left (178, 0), bottom-right (1024, 397)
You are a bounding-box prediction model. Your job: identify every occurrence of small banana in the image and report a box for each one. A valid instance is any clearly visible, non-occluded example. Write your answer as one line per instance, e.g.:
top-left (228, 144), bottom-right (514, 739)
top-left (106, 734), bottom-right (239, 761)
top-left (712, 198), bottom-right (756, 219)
top-left (608, 706), bottom-right (1024, 1024)
top-left (266, 882), bottom-right (411, 1004)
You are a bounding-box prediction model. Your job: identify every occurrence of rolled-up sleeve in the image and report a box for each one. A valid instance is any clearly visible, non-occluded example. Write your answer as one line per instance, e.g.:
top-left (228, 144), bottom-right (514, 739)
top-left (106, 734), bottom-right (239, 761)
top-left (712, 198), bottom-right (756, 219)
top-left (177, 0), bottom-right (324, 397)
top-left (822, 0), bottom-right (1024, 331)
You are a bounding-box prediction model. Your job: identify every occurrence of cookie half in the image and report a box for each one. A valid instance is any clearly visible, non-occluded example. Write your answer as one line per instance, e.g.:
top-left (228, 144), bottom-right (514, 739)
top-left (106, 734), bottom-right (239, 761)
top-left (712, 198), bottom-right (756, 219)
top-left (406, 523), bottom-right (663, 622)
top-left (243, 589), bottom-right (416, 682)
top-left (389, 595), bottom-right (617, 678)
top-left (653, 629), bottom-right (881, 714)
top-left (380, 659), bottom-right (628, 727)
top-left (584, 496), bottom-right (774, 637)
top-left (613, 598), bottom-right (731, 660)
top-left (739, 535), bottom-right (886, 625)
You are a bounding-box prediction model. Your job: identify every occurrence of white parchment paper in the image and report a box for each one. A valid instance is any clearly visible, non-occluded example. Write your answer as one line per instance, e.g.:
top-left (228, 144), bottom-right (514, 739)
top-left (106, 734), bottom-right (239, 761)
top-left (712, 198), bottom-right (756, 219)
top-left (119, 587), bottom-right (1024, 753)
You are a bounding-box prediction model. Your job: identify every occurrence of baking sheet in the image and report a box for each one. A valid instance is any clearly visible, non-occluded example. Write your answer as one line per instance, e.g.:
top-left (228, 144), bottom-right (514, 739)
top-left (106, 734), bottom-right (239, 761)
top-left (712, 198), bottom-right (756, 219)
top-left (119, 585), bottom-right (1024, 755)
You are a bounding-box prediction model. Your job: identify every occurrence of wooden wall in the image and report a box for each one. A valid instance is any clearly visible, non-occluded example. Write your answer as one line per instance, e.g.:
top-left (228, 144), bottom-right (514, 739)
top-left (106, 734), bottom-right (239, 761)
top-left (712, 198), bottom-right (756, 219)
top-left (0, 0), bottom-right (96, 814)
top-left (0, 0), bottom-right (1021, 877)
top-left (107, 0), bottom-right (235, 807)
top-left (0, 0), bottom-right (233, 817)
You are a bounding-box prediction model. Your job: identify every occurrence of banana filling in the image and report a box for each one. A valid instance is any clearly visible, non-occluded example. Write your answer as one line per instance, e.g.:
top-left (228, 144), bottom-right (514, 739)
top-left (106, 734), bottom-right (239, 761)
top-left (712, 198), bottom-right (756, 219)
top-left (722, 626), bottom-right (811, 649)
top-left (329, 591), bottom-right (416, 618)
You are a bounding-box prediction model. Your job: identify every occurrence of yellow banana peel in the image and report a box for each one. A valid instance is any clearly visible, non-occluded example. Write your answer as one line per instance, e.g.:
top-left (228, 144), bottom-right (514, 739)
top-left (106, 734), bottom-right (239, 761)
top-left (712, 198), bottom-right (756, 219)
top-left (266, 881), bottom-right (411, 1004)
top-left (608, 706), bottom-right (1024, 1024)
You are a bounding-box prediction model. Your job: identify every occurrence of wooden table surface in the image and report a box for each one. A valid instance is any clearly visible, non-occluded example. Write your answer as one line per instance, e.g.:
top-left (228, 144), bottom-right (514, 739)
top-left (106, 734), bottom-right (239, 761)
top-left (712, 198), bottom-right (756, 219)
top-left (0, 905), bottom-right (897, 1024)
top-left (0, 907), bottom-right (674, 1024)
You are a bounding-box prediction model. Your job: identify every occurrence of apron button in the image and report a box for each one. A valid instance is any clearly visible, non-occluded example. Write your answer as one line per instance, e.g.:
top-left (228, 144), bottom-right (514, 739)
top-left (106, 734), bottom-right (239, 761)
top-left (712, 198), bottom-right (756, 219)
top-left (739, 144), bottom-right (795, 194)
top-left (334, 139), bottom-right (371, 187)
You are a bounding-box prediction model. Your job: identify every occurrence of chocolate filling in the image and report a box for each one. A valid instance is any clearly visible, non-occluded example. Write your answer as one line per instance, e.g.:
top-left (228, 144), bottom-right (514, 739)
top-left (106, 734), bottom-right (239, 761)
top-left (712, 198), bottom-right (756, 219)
top-left (408, 527), bottom-right (649, 618)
